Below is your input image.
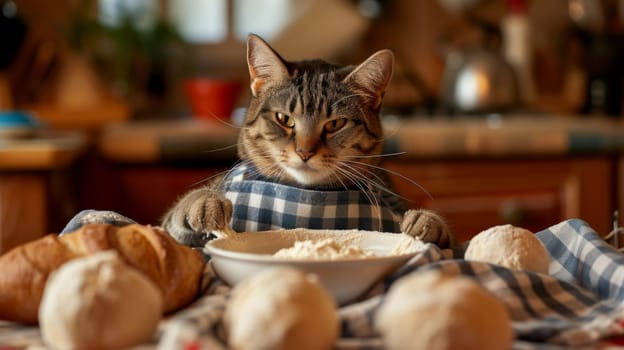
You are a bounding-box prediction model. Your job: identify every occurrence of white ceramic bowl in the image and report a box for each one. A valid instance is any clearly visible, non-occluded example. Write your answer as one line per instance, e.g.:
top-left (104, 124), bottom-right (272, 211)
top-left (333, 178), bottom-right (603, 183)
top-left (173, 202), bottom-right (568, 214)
top-left (204, 229), bottom-right (426, 305)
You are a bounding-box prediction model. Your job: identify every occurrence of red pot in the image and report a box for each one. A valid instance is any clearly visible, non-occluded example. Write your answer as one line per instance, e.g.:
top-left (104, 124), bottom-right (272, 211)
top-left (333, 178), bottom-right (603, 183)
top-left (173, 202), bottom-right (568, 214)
top-left (184, 78), bottom-right (242, 120)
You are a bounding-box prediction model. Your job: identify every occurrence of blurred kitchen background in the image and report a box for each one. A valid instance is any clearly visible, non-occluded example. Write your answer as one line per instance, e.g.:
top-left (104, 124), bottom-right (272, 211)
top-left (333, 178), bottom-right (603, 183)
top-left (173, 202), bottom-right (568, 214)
top-left (3, 0), bottom-right (624, 252)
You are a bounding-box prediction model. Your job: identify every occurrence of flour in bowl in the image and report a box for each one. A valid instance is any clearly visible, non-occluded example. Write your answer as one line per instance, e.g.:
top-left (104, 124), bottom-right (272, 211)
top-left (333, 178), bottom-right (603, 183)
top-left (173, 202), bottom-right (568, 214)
top-left (273, 238), bottom-right (375, 260)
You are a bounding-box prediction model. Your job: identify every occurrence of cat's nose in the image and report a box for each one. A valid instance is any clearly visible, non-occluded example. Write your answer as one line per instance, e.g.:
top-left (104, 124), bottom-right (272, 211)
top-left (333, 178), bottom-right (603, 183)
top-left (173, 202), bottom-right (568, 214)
top-left (296, 149), bottom-right (315, 162)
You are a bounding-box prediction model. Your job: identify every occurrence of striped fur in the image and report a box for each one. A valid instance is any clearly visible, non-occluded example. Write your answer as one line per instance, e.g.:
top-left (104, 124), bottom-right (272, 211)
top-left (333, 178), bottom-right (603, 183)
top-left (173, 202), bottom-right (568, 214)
top-left (238, 34), bottom-right (394, 189)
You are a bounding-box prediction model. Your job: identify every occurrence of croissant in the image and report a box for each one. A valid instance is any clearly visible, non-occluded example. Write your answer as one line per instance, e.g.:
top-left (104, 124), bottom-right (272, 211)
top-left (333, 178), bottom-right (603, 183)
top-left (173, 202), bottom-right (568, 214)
top-left (0, 223), bottom-right (205, 324)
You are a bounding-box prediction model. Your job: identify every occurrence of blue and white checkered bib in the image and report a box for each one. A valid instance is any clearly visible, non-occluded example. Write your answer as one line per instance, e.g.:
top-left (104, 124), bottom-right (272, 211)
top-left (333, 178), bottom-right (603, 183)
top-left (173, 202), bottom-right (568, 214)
top-left (221, 163), bottom-right (403, 233)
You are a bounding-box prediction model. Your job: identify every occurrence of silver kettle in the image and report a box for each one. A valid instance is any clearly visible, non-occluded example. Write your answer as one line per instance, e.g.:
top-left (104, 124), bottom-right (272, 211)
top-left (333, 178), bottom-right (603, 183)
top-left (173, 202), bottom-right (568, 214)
top-left (439, 18), bottom-right (519, 114)
top-left (440, 48), bottom-right (519, 113)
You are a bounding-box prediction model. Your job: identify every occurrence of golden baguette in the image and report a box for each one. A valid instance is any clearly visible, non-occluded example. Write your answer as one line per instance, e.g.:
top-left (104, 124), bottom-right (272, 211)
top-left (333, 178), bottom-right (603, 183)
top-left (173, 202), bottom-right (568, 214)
top-left (0, 223), bottom-right (205, 324)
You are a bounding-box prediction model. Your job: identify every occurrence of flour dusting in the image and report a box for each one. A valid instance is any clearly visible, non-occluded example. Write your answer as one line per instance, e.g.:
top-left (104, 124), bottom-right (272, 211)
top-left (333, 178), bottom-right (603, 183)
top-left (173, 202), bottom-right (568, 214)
top-left (273, 238), bottom-right (375, 260)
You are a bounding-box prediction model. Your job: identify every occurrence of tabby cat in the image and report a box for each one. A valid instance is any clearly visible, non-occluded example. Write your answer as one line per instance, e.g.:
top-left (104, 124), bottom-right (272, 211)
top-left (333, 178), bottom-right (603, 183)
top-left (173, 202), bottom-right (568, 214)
top-left (162, 34), bottom-right (455, 248)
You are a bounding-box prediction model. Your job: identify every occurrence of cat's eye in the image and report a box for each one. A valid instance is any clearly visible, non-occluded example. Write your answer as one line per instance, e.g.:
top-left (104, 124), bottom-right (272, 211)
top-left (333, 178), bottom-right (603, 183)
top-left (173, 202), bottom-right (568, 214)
top-left (275, 112), bottom-right (295, 128)
top-left (324, 118), bottom-right (348, 133)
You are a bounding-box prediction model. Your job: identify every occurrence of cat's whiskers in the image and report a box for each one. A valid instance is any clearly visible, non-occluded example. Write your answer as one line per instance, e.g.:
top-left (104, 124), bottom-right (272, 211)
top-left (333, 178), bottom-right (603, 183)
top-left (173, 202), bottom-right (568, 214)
top-left (190, 160), bottom-right (245, 189)
top-left (190, 170), bottom-right (228, 188)
top-left (341, 166), bottom-right (379, 206)
top-left (269, 166), bottom-right (285, 181)
top-left (246, 150), bottom-right (290, 186)
top-left (336, 162), bottom-right (390, 203)
top-left (340, 152), bottom-right (406, 159)
top-left (333, 166), bottom-right (376, 204)
top-left (193, 139), bottom-right (272, 186)
top-left (213, 159), bottom-right (249, 189)
top-left (245, 148), bottom-right (277, 164)
top-left (193, 139), bottom-right (260, 187)
top-left (333, 171), bottom-right (350, 191)
top-left (338, 160), bottom-right (396, 196)
top-left (202, 142), bottom-right (243, 154)
top-left (247, 160), bottom-right (285, 182)
top-left (246, 164), bottom-right (273, 178)
top-left (215, 156), bottom-right (278, 190)
top-left (333, 166), bottom-right (385, 229)
top-left (204, 113), bottom-right (245, 129)
top-left (341, 159), bottom-right (434, 201)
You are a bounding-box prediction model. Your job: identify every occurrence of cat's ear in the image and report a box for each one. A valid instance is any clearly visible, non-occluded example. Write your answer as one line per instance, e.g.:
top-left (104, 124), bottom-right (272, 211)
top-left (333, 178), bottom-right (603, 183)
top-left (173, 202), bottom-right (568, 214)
top-left (247, 34), bottom-right (290, 96)
top-left (343, 49), bottom-right (394, 108)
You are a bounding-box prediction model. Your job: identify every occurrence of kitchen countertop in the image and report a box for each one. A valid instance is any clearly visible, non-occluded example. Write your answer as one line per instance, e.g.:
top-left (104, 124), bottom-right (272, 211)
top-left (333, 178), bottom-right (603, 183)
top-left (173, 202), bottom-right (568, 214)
top-left (0, 130), bottom-right (88, 170)
top-left (98, 118), bottom-right (240, 163)
top-left (97, 115), bottom-right (624, 163)
top-left (383, 114), bottom-right (624, 158)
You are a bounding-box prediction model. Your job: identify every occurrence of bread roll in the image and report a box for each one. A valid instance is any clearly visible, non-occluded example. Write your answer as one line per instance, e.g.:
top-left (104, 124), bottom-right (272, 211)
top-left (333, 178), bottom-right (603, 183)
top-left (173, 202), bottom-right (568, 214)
top-left (465, 224), bottom-right (550, 274)
top-left (224, 267), bottom-right (339, 350)
top-left (39, 251), bottom-right (163, 350)
top-left (375, 270), bottom-right (514, 350)
top-left (0, 223), bottom-right (205, 324)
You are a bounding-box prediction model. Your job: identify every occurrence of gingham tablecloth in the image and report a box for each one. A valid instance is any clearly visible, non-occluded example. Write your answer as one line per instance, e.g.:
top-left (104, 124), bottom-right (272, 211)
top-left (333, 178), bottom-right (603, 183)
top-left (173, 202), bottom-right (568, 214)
top-left (2, 218), bottom-right (624, 349)
top-left (158, 218), bottom-right (624, 350)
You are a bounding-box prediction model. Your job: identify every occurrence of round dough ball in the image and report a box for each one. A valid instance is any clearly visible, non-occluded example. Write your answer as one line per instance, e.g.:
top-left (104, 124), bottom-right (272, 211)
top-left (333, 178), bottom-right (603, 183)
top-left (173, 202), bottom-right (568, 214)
top-left (224, 266), bottom-right (338, 350)
top-left (39, 251), bottom-right (163, 350)
top-left (375, 270), bottom-right (513, 350)
top-left (465, 224), bottom-right (550, 274)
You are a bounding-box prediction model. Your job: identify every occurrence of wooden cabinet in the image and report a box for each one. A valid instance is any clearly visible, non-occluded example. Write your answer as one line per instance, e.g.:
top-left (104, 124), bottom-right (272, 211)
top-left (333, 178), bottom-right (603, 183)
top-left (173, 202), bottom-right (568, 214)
top-left (0, 132), bottom-right (86, 254)
top-left (0, 169), bottom-right (85, 254)
top-left (385, 156), bottom-right (614, 242)
top-left (0, 174), bottom-right (46, 253)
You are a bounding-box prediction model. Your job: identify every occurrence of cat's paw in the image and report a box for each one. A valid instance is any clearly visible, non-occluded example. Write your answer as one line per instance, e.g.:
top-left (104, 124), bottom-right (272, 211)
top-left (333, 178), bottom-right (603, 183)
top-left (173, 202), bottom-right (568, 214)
top-left (400, 209), bottom-right (455, 249)
top-left (163, 189), bottom-right (233, 247)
